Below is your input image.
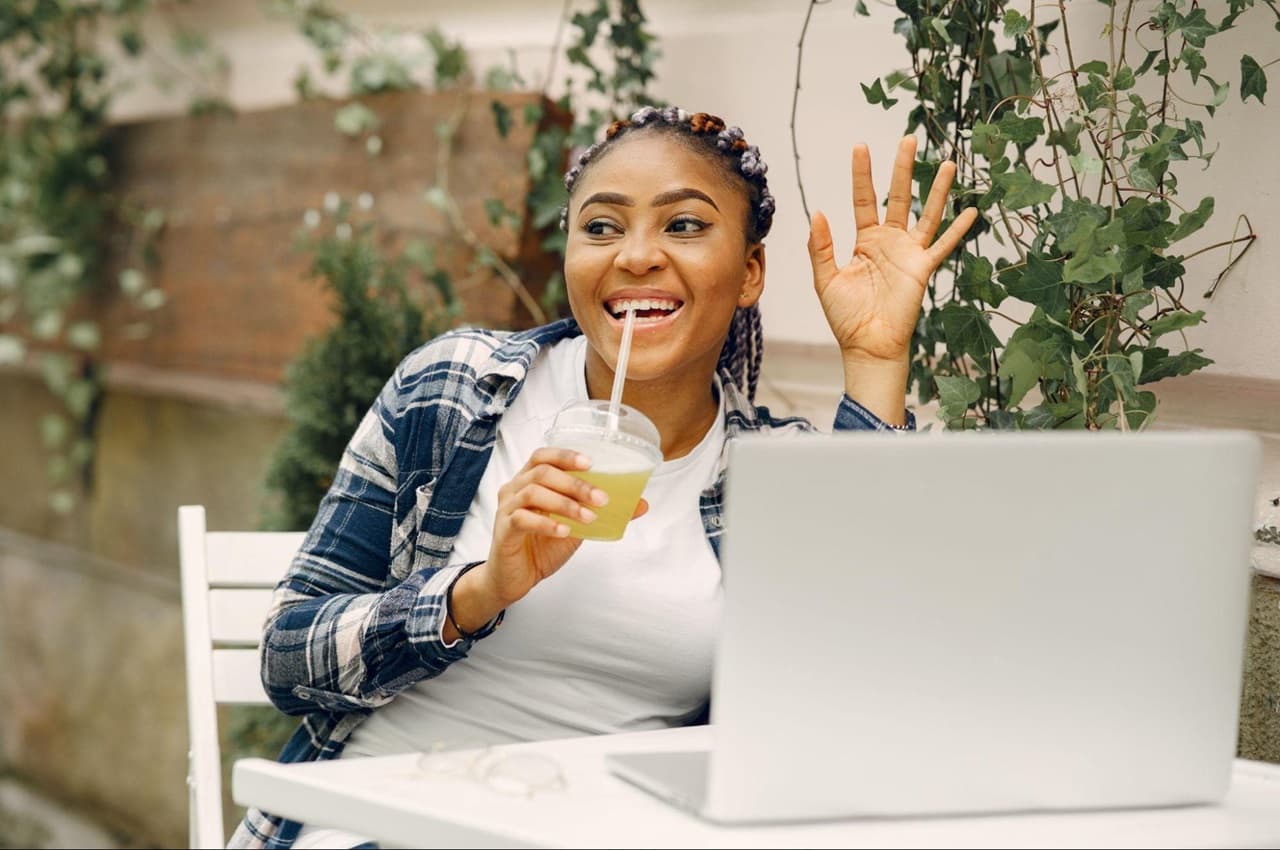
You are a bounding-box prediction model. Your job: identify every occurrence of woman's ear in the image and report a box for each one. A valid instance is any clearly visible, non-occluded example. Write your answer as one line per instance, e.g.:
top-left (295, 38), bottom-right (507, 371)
top-left (739, 243), bottom-right (766, 308)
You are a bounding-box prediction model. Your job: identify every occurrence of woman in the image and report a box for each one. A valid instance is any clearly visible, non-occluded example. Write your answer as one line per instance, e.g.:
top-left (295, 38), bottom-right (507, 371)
top-left (231, 105), bottom-right (977, 849)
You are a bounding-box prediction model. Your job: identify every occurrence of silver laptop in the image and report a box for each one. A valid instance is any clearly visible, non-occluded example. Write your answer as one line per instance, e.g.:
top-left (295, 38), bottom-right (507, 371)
top-left (606, 430), bottom-right (1261, 822)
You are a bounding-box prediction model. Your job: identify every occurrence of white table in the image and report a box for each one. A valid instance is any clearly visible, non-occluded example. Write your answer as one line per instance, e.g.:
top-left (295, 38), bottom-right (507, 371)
top-left (233, 725), bottom-right (1280, 848)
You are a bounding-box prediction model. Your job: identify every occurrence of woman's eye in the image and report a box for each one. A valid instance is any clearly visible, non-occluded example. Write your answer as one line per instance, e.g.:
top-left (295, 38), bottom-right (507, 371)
top-left (584, 219), bottom-right (620, 236)
top-left (668, 217), bottom-right (706, 234)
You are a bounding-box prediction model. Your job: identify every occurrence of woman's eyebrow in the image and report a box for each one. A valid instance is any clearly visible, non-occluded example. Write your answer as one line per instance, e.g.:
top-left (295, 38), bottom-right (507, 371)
top-left (581, 191), bottom-right (634, 208)
top-left (652, 188), bottom-right (719, 211)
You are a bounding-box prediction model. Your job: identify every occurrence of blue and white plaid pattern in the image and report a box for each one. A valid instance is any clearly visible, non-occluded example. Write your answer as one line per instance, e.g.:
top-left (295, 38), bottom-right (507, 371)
top-left (230, 317), bottom-right (913, 848)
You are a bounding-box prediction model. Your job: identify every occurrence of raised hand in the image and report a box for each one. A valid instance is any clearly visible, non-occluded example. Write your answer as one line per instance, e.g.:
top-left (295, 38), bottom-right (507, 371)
top-left (807, 136), bottom-right (978, 367)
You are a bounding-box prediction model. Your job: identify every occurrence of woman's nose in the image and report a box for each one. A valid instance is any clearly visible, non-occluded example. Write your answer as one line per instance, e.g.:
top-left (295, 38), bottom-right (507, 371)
top-left (613, 231), bottom-right (667, 275)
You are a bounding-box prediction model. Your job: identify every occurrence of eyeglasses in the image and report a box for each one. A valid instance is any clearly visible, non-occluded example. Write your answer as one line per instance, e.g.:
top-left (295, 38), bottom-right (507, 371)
top-left (415, 744), bottom-right (567, 800)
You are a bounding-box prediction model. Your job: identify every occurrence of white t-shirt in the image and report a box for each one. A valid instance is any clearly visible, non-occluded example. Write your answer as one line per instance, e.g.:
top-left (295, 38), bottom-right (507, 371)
top-left (343, 335), bottom-right (725, 756)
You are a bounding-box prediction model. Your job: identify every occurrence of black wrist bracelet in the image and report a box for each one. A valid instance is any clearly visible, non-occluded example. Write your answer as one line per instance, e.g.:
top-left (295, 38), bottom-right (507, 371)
top-left (446, 562), bottom-right (502, 641)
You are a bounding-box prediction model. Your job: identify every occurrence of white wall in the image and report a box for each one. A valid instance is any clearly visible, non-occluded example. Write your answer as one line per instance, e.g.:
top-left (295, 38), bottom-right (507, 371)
top-left (113, 0), bottom-right (1278, 381)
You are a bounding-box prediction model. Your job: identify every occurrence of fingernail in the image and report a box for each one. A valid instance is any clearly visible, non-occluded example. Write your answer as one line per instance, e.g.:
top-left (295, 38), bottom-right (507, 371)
top-left (579, 508), bottom-right (597, 523)
top-left (590, 488), bottom-right (608, 506)
top-left (555, 523), bottom-right (571, 537)
top-left (576, 453), bottom-right (592, 468)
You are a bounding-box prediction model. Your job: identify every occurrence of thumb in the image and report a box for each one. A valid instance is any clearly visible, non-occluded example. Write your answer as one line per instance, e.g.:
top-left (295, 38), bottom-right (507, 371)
top-left (807, 211), bottom-right (838, 295)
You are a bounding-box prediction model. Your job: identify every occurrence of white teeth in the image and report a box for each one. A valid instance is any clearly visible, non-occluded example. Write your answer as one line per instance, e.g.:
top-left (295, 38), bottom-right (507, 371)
top-left (607, 297), bottom-right (680, 317)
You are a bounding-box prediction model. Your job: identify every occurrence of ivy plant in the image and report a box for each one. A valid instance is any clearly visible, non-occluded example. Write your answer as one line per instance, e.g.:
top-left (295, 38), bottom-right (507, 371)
top-left (855, 0), bottom-right (1275, 430)
top-left (0, 0), bottom-right (225, 512)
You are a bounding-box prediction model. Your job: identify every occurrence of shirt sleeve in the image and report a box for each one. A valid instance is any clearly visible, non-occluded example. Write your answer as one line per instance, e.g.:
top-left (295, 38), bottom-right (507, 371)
top-left (258, 359), bottom-right (489, 717)
top-left (833, 393), bottom-right (917, 432)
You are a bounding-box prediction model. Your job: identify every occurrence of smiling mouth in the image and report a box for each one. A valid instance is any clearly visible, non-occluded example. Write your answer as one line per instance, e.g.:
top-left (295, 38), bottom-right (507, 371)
top-left (604, 297), bottom-right (684, 322)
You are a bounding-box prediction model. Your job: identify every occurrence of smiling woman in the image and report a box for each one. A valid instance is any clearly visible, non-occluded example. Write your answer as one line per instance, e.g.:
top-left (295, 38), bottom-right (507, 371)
top-left (230, 104), bottom-right (976, 850)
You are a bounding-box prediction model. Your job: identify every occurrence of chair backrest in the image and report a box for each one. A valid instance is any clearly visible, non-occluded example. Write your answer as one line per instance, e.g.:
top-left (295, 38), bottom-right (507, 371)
top-left (178, 505), bottom-right (306, 849)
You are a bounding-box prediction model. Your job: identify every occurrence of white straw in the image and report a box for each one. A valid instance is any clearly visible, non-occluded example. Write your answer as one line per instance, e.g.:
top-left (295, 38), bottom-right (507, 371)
top-left (608, 307), bottom-right (637, 430)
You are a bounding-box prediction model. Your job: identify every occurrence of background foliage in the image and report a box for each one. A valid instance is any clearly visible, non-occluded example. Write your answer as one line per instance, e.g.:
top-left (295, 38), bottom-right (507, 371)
top-left (0, 0), bottom-right (222, 512)
top-left (857, 0), bottom-right (1274, 429)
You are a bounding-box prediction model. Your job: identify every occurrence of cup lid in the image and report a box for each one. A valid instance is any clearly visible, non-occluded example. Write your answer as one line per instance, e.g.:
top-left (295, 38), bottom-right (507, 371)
top-left (546, 400), bottom-right (662, 463)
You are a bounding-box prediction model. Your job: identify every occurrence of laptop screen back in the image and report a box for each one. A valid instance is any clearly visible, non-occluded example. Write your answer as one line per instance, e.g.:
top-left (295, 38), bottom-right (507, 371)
top-left (707, 430), bottom-right (1259, 821)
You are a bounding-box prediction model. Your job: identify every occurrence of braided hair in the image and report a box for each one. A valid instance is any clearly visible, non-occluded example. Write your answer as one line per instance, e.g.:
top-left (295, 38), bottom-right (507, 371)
top-left (560, 105), bottom-right (775, 402)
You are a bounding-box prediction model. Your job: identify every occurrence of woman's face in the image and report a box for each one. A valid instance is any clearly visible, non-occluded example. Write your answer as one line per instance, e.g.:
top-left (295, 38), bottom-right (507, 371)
top-left (564, 132), bottom-right (764, 391)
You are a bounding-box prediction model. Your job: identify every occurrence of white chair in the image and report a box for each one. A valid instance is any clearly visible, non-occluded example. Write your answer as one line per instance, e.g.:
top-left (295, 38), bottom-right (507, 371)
top-left (178, 505), bottom-right (306, 849)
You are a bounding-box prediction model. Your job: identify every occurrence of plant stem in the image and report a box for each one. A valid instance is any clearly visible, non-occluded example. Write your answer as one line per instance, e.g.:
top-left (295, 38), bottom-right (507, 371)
top-left (791, 0), bottom-right (830, 225)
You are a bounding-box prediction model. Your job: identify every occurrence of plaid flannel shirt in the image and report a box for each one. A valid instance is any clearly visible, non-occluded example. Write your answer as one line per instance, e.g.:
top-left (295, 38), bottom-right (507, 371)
top-left (230, 317), bottom-right (914, 849)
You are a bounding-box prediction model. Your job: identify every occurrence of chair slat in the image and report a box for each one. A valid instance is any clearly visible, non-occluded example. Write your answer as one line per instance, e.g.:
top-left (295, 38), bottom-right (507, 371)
top-left (212, 648), bottom-right (270, 705)
top-left (209, 589), bottom-right (274, 644)
top-left (205, 532), bottom-right (305, 586)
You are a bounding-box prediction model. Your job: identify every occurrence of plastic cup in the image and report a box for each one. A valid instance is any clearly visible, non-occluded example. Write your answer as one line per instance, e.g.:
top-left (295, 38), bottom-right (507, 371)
top-left (545, 400), bottom-right (662, 541)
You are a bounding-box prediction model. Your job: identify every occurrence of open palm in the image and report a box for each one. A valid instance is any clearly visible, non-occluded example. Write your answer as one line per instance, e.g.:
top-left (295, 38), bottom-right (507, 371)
top-left (808, 137), bottom-right (978, 364)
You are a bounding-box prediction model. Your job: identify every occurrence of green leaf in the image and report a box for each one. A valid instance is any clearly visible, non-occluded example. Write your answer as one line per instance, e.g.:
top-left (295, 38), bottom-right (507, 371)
top-left (1003, 9), bottom-right (1030, 38)
top-left (1114, 65), bottom-right (1136, 90)
top-left (1138, 347), bottom-right (1213, 383)
top-left (1242, 55), bottom-right (1267, 104)
top-left (334, 103), bottom-right (378, 137)
top-left (484, 198), bottom-right (507, 227)
top-left (936, 375), bottom-right (982, 412)
top-left (992, 165), bottom-right (1056, 209)
top-left (996, 113), bottom-right (1044, 146)
top-left (1181, 46), bottom-right (1206, 84)
top-left (424, 186), bottom-right (449, 211)
top-left (1047, 118), bottom-right (1083, 156)
top-left (49, 491), bottom-right (76, 515)
top-left (1006, 254), bottom-right (1068, 316)
top-left (66, 322), bottom-right (100, 351)
top-left (40, 413), bottom-right (68, 449)
top-left (956, 254), bottom-right (1005, 306)
top-left (1141, 348), bottom-right (1208, 384)
top-left (971, 121), bottom-right (1006, 159)
top-left (1202, 74), bottom-right (1230, 115)
top-left (1105, 354), bottom-right (1138, 404)
top-left (1122, 291), bottom-right (1155, 324)
top-left (860, 78), bottom-right (899, 110)
top-left (1070, 351), bottom-right (1089, 396)
top-left (1169, 196), bottom-right (1214, 242)
top-left (1147, 309), bottom-right (1205, 342)
top-left (1177, 8), bottom-right (1216, 48)
top-left (1068, 153), bottom-right (1102, 175)
top-left (855, 0), bottom-right (869, 15)
top-left (0, 335), bottom-right (24, 365)
top-left (490, 100), bottom-right (512, 138)
top-left (997, 337), bottom-right (1040, 407)
top-left (1136, 50), bottom-right (1160, 77)
top-left (1077, 60), bottom-right (1108, 76)
top-left (1062, 217), bottom-right (1125, 285)
top-left (929, 17), bottom-right (953, 44)
top-left (1125, 391), bottom-right (1158, 429)
top-left (939, 303), bottom-right (1001, 362)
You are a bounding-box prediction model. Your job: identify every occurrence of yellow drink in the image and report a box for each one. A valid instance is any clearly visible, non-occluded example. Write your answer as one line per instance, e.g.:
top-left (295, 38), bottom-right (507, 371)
top-left (546, 429), bottom-right (659, 541)
top-left (554, 467), bottom-right (655, 541)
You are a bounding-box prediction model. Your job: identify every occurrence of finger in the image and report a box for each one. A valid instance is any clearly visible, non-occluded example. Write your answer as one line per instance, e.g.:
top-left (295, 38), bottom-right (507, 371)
top-left (512, 483), bottom-right (599, 526)
top-left (807, 211), bottom-right (838, 295)
top-left (925, 207), bottom-right (980, 268)
top-left (509, 508), bottom-right (571, 538)
top-left (632, 498), bottom-right (649, 520)
top-left (914, 159), bottom-right (956, 245)
top-left (883, 136), bottom-right (917, 230)
top-left (526, 447), bottom-right (592, 472)
top-left (523, 464), bottom-right (609, 508)
top-left (850, 145), bottom-right (879, 232)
